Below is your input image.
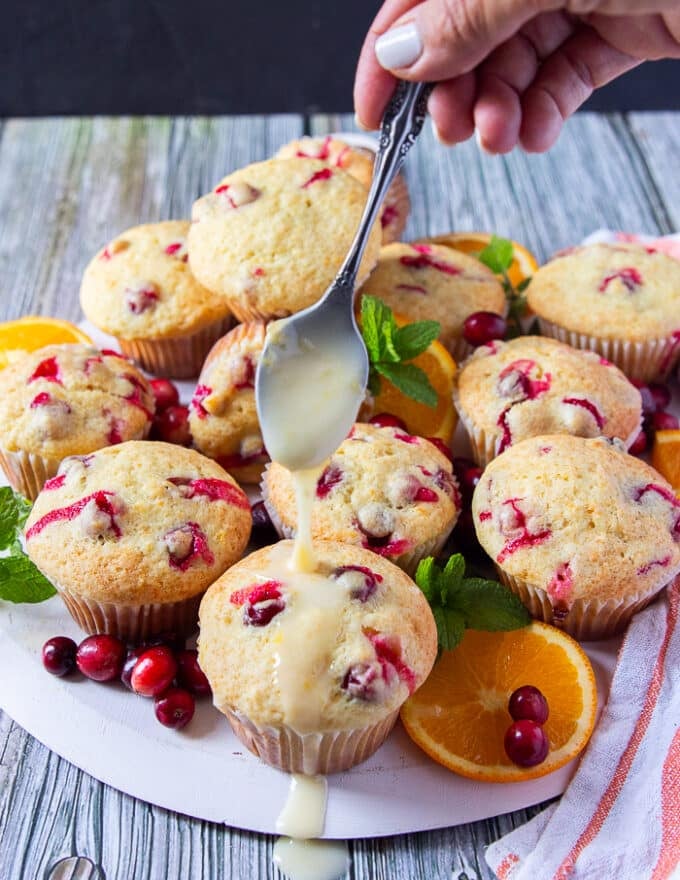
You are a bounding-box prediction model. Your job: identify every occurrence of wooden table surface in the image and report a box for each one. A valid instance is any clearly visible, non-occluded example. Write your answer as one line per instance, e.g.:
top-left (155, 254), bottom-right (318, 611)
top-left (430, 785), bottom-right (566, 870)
top-left (0, 112), bottom-right (677, 880)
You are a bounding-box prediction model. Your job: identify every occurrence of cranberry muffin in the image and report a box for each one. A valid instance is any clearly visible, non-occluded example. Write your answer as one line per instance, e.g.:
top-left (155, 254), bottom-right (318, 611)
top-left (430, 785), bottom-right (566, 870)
top-left (198, 539), bottom-right (437, 774)
top-left (358, 242), bottom-right (506, 363)
top-left (25, 441), bottom-right (251, 640)
top-left (453, 336), bottom-right (642, 467)
top-left (275, 135), bottom-right (409, 243)
top-left (527, 243), bottom-right (680, 381)
top-left (472, 434), bottom-right (680, 639)
top-left (262, 423), bottom-right (460, 575)
top-left (189, 322), bottom-right (267, 484)
top-left (0, 344), bottom-right (154, 499)
top-left (187, 158), bottom-right (382, 322)
top-left (80, 220), bottom-right (232, 378)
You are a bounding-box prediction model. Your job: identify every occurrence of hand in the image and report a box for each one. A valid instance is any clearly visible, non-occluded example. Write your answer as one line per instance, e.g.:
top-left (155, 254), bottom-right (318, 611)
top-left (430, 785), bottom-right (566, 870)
top-left (354, 1), bottom-right (680, 152)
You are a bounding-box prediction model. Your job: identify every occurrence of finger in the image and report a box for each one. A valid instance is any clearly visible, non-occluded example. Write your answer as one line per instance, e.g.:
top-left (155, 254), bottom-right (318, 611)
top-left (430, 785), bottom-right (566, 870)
top-left (519, 26), bottom-right (639, 152)
top-left (473, 12), bottom-right (575, 153)
top-left (427, 73), bottom-right (477, 144)
top-left (354, 0), bottom-right (425, 130)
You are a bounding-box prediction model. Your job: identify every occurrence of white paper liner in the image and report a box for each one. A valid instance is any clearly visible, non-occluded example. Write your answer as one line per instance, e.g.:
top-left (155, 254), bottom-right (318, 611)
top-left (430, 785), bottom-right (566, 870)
top-left (536, 318), bottom-right (680, 383)
top-left (117, 314), bottom-right (233, 379)
top-left (223, 706), bottom-right (400, 775)
top-left (495, 567), bottom-right (674, 641)
top-left (0, 447), bottom-right (61, 500)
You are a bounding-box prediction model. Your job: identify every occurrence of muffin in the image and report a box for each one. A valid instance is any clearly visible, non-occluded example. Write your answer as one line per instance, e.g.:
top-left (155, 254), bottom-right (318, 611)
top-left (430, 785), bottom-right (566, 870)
top-left (189, 322), bottom-right (267, 484)
top-left (453, 336), bottom-right (642, 467)
top-left (0, 344), bottom-right (155, 500)
top-left (262, 423), bottom-right (460, 575)
top-left (275, 135), bottom-right (410, 243)
top-left (526, 243), bottom-right (680, 381)
top-left (358, 242), bottom-right (506, 363)
top-left (187, 158), bottom-right (382, 322)
top-left (80, 220), bottom-right (232, 378)
top-left (198, 539), bottom-right (437, 774)
top-left (472, 434), bottom-right (680, 639)
top-left (24, 441), bottom-right (251, 640)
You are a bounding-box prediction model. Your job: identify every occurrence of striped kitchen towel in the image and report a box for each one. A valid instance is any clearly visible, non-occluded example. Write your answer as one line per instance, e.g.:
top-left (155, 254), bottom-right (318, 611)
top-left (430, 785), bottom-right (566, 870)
top-left (485, 576), bottom-right (680, 879)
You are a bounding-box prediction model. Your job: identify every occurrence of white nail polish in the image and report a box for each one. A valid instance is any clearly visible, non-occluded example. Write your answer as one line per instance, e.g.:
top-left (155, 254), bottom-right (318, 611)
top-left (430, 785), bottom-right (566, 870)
top-left (375, 23), bottom-right (422, 70)
top-left (475, 127), bottom-right (494, 155)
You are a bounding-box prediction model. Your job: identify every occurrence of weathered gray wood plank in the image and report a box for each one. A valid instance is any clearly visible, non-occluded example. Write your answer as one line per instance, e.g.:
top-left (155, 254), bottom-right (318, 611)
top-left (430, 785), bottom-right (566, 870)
top-left (0, 112), bottom-right (678, 880)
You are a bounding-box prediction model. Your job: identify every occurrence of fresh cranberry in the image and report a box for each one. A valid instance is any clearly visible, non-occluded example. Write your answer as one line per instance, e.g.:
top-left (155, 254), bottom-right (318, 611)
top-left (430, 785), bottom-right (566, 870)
top-left (76, 634), bottom-right (125, 682)
top-left (425, 436), bottom-right (453, 462)
top-left (629, 429), bottom-right (648, 456)
top-left (150, 378), bottom-right (180, 411)
top-left (42, 636), bottom-right (78, 677)
top-left (152, 405), bottom-right (192, 446)
top-left (250, 500), bottom-right (278, 547)
top-left (130, 646), bottom-right (178, 697)
top-left (369, 412), bottom-right (407, 431)
top-left (120, 646), bottom-right (146, 690)
top-left (154, 687), bottom-right (195, 729)
top-left (508, 685), bottom-right (549, 725)
top-left (176, 649), bottom-right (212, 698)
top-left (453, 457), bottom-right (482, 505)
top-left (463, 312), bottom-right (507, 347)
top-left (504, 720), bottom-right (550, 767)
top-left (648, 382), bottom-right (672, 411)
top-left (653, 411), bottom-right (680, 431)
top-left (632, 381), bottom-right (656, 416)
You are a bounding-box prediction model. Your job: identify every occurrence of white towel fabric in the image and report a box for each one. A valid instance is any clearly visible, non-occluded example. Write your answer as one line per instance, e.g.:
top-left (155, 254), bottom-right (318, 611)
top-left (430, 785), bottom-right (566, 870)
top-left (486, 230), bottom-right (680, 880)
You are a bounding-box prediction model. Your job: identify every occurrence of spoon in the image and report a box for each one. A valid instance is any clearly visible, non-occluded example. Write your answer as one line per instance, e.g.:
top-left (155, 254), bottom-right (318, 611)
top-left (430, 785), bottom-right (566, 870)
top-left (256, 80), bottom-right (432, 472)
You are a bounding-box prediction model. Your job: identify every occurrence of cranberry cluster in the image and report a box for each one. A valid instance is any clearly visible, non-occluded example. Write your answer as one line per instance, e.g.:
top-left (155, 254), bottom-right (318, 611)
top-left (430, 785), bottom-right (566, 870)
top-left (629, 380), bottom-right (677, 455)
top-left (149, 377), bottom-right (192, 446)
top-left (463, 311), bottom-right (508, 347)
top-left (42, 632), bottom-right (211, 730)
top-left (504, 685), bottom-right (550, 767)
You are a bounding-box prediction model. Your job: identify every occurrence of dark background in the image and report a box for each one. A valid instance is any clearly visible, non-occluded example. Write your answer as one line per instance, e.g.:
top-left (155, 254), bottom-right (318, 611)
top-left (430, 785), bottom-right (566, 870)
top-left (3, 0), bottom-right (679, 117)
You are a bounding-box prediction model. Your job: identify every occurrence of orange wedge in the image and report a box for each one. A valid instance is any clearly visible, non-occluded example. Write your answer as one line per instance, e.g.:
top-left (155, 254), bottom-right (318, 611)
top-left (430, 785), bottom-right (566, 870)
top-left (401, 622), bottom-right (597, 782)
top-left (361, 313), bottom-right (458, 443)
top-left (652, 429), bottom-right (680, 495)
top-left (0, 316), bottom-right (92, 369)
top-left (417, 232), bottom-right (538, 288)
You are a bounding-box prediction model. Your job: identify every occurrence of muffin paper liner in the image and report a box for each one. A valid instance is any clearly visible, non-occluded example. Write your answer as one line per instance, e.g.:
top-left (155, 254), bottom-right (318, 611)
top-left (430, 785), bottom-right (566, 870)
top-left (223, 706), bottom-right (400, 775)
top-left (0, 447), bottom-right (61, 501)
top-left (495, 567), bottom-right (676, 641)
top-left (117, 314), bottom-right (233, 379)
top-left (536, 318), bottom-right (680, 383)
top-left (261, 466), bottom-right (456, 577)
top-left (55, 584), bottom-right (204, 641)
top-left (448, 337), bottom-right (474, 367)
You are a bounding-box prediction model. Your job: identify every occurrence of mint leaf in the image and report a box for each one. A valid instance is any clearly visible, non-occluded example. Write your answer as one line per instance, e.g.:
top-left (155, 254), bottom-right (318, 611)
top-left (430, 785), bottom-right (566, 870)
top-left (415, 557), bottom-right (436, 602)
top-left (440, 553), bottom-right (465, 604)
top-left (455, 578), bottom-right (531, 630)
top-left (0, 554), bottom-right (56, 603)
top-left (360, 295), bottom-right (385, 362)
top-left (381, 318), bottom-right (401, 363)
top-left (375, 362), bottom-right (438, 408)
top-left (0, 487), bottom-right (31, 551)
top-left (433, 606), bottom-right (465, 653)
top-left (478, 235), bottom-right (514, 274)
top-left (393, 320), bottom-right (440, 361)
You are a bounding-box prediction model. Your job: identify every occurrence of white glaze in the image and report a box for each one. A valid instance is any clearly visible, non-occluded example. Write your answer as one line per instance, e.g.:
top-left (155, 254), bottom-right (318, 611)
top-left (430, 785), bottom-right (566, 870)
top-left (273, 837), bottom-right (350, 880)
top-left (291, 466), bottom-right (323, 573)
top-left (276, 774), bottom-right (327, 839)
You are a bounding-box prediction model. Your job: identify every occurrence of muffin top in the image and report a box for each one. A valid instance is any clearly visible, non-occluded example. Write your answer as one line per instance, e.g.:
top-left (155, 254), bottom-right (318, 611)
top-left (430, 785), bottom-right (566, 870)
top-left (25, 441), bottom-right (251, 604)
top-left (80, 221), bottom-right (230, 339)
top-left (275, 136), bottom-right (374, 188)
top-left (187, 158), bottom-right (382, 320)
top-left (262, 423), bottom-right (460, 568)
top-left (358, 243), bottom-right (505, 352)
top-left (198, 539), bottom-right (437, 733)
top-left (0, 344), bottom-right (154, 457)
top-left (526, 243), bottom-right (680, 341)
top-left (189, 322), bottom-right (267, 483)
top-left (472, 435), bottom-right (680, 606)
top-left (454, 336), bottom-right (642, 451)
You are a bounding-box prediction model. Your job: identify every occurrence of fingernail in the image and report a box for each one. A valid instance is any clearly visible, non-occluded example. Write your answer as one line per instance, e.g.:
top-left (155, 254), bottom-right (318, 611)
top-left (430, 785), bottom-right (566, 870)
top-left (432, 121), bottom-right (452, 147)
top-left (475, 127), bottom-right (494, 155)
top-left (375, 23), bottom-right (422, 70)
top-left (354, 113), bottom-right (371, 132)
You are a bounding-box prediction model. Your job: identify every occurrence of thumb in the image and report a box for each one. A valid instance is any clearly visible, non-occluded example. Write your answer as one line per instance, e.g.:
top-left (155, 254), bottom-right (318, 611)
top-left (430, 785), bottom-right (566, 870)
top-left (374, 0), bottom-right (552, 80)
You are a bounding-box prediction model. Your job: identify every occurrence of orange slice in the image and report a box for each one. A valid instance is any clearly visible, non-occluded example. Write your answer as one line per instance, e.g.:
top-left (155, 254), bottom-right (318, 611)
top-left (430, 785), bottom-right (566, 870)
top-left (0, 316), bottom-right (92, 369)
top-left (362, 313), bottom-right (458, 443)
top-left (401, 622), bottom-right (597, 782)
top-left (417, 232), bottom-right (538, 288)
top-left (652, 429), bottom-right (680, 495)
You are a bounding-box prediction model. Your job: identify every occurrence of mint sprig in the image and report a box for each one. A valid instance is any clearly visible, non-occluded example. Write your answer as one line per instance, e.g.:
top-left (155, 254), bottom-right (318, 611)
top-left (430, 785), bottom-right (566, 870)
top-left (415, 553), bottom-right (530, 654)
top-left (0, 487), bottom-right (56, 603)
top-left (361, 295), bottom-right (440, 407)
top-left (477, 234), bottom-right (532, 338)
